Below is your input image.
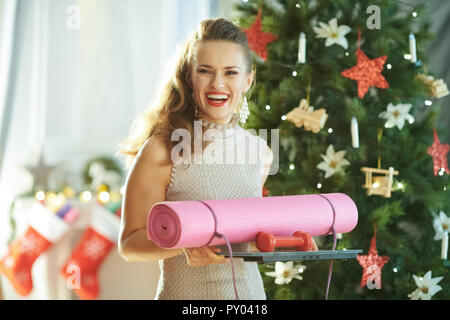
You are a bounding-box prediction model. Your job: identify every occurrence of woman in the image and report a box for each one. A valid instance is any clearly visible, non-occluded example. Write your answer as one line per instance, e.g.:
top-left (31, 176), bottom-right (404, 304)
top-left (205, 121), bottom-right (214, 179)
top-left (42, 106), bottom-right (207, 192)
top-left (116, 17), bottom-right (315, 300)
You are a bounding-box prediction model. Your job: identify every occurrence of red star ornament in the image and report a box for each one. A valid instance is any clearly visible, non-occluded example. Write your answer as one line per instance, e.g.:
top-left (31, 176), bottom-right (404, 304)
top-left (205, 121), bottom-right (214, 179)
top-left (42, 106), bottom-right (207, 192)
top-left (341, 49), bottom-right (389, 99)
top-left (243, 9), bottom-right (278, 61)
top-left (357, 228), bottom-right (390, 289)
top-left (427, 129), bottom-right (450, 176)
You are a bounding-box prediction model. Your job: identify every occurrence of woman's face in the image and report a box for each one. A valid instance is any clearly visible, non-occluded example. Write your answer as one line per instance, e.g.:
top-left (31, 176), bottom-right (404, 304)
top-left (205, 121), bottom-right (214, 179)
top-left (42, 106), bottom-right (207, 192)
top-left (189, 40), bottom-right (254, 125)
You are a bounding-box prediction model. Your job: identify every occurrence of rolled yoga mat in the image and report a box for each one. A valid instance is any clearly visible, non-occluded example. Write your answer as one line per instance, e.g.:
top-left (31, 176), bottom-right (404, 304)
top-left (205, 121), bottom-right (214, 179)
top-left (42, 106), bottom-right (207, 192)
top-left (147, 193), bottom-right (358, 249)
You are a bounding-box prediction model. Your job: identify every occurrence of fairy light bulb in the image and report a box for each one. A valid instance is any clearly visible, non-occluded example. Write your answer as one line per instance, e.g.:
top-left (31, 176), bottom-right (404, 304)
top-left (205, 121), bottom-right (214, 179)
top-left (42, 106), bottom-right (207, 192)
top-left (35, 190), bottom-right (45, 201)
top-left (265, 105), bottom-right (271, 110)
top-left (98, 191), bottom-right (110, 204)
top-left (80, 190), bottom-right (92, 202)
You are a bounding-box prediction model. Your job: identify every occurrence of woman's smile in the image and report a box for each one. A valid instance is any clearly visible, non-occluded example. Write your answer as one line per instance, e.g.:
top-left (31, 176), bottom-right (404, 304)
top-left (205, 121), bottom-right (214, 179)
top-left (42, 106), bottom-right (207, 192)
top-left (205, 92), bottom-right (230, 107)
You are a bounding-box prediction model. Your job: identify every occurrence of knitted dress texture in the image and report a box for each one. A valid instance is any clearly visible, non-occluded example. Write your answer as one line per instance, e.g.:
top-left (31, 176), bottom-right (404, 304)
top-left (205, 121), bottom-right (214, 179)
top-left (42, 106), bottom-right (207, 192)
top-left (154, 120), bottom-right (268, 300)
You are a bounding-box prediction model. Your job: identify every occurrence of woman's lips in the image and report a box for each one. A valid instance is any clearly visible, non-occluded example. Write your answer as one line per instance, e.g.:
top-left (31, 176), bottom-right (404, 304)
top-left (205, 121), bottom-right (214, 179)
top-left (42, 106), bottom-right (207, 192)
top-left (205, 94), bottom-right (230, 107)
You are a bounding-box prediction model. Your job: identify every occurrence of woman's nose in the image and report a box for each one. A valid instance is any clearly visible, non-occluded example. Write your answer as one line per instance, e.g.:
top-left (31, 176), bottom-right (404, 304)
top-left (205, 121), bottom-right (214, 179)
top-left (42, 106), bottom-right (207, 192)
top-left (211, 74), bottom-right (225, 90)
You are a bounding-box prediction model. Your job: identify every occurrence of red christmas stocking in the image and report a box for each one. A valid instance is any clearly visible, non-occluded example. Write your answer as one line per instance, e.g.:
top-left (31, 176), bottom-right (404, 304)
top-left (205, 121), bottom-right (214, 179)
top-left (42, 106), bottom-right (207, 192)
top-left (60, 203), bottom-right (120, 300)
top-left (0, 201), bottom-right (69, 296)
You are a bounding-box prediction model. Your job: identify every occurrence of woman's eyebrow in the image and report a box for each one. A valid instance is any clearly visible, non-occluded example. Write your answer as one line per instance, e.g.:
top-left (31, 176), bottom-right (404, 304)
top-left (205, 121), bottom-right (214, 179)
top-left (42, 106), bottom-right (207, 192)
top-left (198, 64), bottom-right (241, 69)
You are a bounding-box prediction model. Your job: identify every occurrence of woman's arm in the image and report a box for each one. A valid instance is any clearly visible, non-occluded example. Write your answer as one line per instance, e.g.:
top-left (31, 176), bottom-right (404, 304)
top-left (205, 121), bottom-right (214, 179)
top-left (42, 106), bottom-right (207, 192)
top-left (118, 136), bottom-right (183, 262)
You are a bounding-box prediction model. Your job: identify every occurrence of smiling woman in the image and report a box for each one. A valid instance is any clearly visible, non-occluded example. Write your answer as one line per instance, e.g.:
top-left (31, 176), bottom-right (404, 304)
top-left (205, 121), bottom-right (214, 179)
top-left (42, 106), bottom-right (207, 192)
top-left (116, 18), bottom-right (275, 300)
top-left (189, 40), bottom-right (254, 124)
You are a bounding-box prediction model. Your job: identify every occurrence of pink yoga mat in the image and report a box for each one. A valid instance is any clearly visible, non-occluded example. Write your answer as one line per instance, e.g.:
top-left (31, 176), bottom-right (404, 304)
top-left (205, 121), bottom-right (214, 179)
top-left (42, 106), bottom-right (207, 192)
top-left (147, 193), bottom-right (358, 249)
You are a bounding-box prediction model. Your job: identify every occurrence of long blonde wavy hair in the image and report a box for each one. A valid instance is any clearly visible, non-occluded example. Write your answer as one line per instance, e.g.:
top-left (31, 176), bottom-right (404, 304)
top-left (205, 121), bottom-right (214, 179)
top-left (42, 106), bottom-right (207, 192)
top-left (115, 18), bottom-right (255, 170)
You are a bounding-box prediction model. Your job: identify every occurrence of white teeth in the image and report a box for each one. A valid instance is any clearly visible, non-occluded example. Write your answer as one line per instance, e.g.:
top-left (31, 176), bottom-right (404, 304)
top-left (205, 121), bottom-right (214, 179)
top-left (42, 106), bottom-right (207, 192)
top-left (206, 94), bottom-right (229, 100)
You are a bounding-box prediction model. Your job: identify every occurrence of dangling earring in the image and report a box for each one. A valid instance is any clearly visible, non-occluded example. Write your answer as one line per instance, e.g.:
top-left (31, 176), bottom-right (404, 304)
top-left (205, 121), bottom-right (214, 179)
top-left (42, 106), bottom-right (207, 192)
top-left (239, 96), bottom-right (250, 124)
top-left (192, 91), bottom-right (198, 119)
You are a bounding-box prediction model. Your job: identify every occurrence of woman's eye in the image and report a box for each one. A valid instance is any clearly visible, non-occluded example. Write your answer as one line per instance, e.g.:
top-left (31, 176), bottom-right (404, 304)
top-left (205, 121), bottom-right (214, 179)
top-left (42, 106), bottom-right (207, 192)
top-left (199, 69), bottom-right (210, 73)
top-left (226, 71), bottom-right (238, 75)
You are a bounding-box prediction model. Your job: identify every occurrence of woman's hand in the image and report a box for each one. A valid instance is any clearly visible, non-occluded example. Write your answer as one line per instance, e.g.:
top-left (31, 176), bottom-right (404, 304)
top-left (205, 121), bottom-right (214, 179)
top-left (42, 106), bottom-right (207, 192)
top-left (182, 246), bottom-right (229, 267)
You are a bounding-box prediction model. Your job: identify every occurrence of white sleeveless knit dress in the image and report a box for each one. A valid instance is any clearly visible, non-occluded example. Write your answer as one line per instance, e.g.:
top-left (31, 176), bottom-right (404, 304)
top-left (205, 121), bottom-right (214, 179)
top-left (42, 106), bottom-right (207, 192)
top-left (154, 118), bottom-right (268, 300)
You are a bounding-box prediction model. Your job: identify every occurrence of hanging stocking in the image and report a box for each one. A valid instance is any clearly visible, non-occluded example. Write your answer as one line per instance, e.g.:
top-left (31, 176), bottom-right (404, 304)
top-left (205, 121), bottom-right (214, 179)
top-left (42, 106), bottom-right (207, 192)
top-left (60, 203), bottom-right (120, 300)
top-left (0, 201), bottom-right (70, 296)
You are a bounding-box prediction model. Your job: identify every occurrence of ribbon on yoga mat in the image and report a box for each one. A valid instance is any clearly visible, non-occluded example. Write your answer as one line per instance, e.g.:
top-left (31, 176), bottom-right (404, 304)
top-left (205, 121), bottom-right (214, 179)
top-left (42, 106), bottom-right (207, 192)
top-left (147, 193), bottom-right (358, 249)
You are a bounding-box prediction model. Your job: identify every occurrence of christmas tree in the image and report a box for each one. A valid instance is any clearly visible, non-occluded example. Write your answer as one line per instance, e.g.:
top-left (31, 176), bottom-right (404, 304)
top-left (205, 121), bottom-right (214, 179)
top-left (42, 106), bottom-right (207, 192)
top-left (234, 0), bottom-right (450, 299)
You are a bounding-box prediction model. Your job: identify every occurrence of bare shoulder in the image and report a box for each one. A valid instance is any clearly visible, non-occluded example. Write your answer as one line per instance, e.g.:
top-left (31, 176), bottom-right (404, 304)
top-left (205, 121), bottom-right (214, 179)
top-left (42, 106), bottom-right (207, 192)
top-left (137, 135), bottom-right (172, 167)
top-left (125, 134), bottom-right (173, 203)
top-left (264, 144), bottom-right (273, 165)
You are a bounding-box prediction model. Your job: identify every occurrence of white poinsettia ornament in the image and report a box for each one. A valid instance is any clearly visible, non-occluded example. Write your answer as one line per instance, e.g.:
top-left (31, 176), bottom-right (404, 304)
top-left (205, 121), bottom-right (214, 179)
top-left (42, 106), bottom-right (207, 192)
top-left (433, 211), bottom-right (450, 259)
top-left (433, 211), bottom-right (450, 240)
top-left (407, 270), bottom-right (443, 300)
top-left (313, 18), bottom-right (351, 49)
top-left (265, 261), bottom-right (306, 285)
top-left (378, 103), bottom-right (414, 129)
top-left (317, 145), bottom-right (350, 178)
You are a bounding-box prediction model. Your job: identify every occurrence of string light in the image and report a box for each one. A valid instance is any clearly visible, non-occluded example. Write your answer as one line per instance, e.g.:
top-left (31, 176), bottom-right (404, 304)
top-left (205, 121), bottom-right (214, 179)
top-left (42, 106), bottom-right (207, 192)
top-left (98, 191), bottom-right (110, 204)
top-left (393, 267), bottom-right (398, 272)
top-left (296, 3), bottom-right (301, 8)
top-left (404, 53), bottom-right (412, 60)
top-left (63, 187), bottom-right (76, 198)
top-left (328, 128), bottom-right (333, 134)
top-left (80, 190), bottom-right (92, 203)
top-left (289, 164), bottom-right (295, 170)
top-left (412, 11), bottom-right (417, 17)
top-left (345, 52), bottom-right (349, 56)
top-left (35, 190), bottom-right (45, 201)
top-left (386, 64), bottom-right (392, 69)
top-left (424, 100), bottom-right (432, 106)
top-left (317, 183), bottom-right (322, 189)
top-left (265, 105), bottom-right (271, 110)
top-left (281, 115), bottom-right (287, 120)
top-left (292, 71), bottom-right (298, 77)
